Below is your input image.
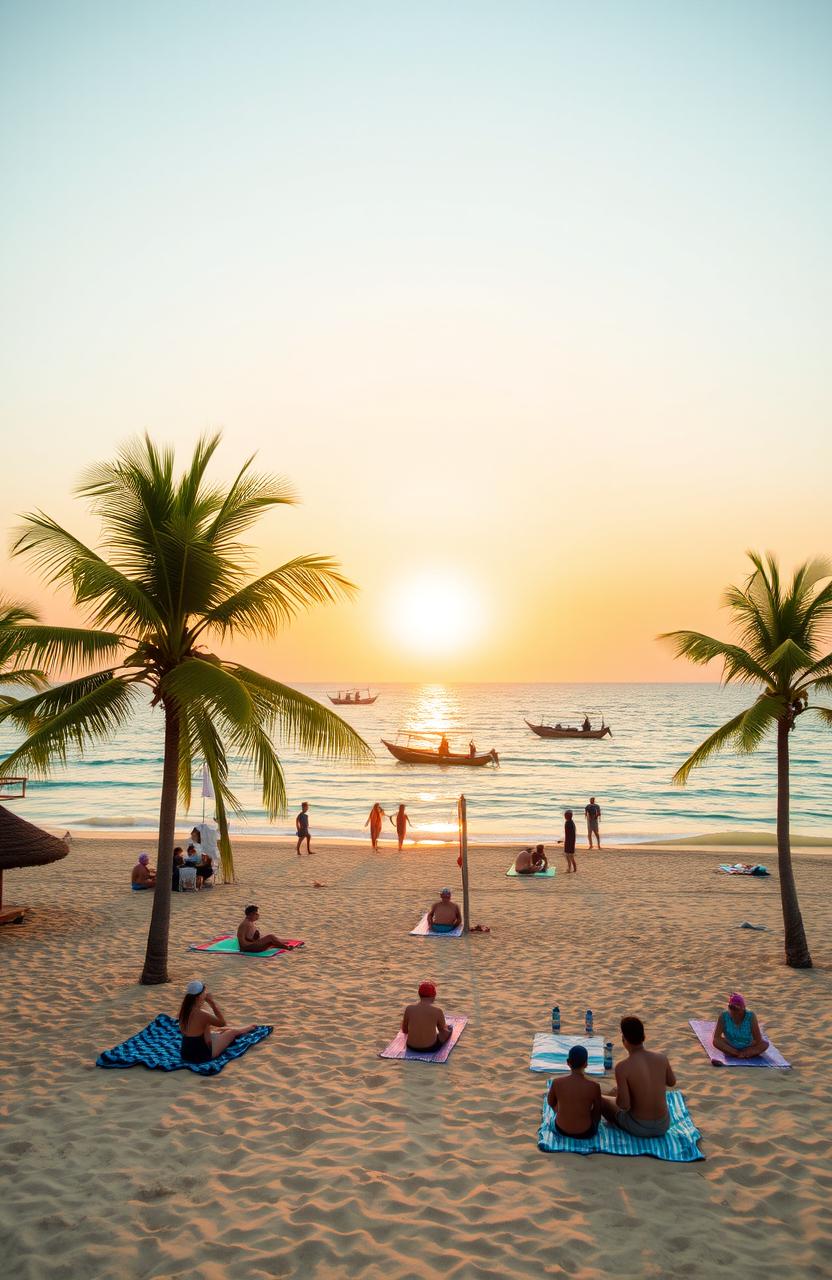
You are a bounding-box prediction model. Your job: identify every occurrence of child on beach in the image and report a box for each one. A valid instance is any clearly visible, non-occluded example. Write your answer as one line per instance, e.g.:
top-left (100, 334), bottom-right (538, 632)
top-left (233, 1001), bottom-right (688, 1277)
top-left (547, 1045), bottom-right (602, 1138)
top-left (713, 992), bottom-right (770, 1059)
top-left (401, 981), bottom-right (452, 1053)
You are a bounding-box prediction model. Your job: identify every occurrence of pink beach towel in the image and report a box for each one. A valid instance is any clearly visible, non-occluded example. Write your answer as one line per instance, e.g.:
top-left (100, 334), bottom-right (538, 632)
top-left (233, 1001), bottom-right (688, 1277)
top-left (379, 1016), bottom-right (468, 1062)
top-left (689, 1019), bottom-right (790, 1068)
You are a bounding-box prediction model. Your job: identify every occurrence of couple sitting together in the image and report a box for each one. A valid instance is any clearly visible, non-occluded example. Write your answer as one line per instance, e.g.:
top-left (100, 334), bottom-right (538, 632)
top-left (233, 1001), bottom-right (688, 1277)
top-left (514, 845), bottom-right (548, 874)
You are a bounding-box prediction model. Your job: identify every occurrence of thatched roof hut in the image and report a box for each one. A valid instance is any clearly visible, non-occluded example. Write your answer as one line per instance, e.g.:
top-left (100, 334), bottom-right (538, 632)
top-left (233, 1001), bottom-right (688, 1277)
top-left (0, 804), bottom-right (69, 921)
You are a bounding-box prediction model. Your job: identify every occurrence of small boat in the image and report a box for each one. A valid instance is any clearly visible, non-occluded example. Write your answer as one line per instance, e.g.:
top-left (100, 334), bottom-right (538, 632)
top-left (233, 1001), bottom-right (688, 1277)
top-left (382, 732), bottom-right (499, 767)
top-left (328, 688), bottom-right (378, 706)
top-left (525, 718), bottom-right (612, 740)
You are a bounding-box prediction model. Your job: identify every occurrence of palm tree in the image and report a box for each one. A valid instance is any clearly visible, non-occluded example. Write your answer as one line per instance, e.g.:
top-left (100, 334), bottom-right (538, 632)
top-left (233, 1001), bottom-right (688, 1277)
top-left (0, 433), bottom-right (371, 983)
top-left (661, 552), bottom-right (832, 969)
top-left (0, 598), bottom-right (48, 705)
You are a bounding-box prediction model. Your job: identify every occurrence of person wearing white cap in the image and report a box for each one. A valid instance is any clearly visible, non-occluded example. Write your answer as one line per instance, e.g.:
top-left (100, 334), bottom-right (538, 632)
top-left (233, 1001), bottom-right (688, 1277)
top-left (177, 980), bottom-right (257, 1064)
top-left (427, 887), bottom-right (462, 933)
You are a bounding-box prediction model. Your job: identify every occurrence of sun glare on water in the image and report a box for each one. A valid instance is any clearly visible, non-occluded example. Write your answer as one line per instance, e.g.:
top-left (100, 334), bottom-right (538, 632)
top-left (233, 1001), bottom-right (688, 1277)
top-left (388, 572), bottom-right (484, 656)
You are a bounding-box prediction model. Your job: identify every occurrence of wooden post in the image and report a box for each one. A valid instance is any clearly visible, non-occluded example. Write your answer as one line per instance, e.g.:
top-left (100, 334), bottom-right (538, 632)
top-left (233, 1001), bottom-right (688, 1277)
top-left (458, 794), bottom-right (470, 934)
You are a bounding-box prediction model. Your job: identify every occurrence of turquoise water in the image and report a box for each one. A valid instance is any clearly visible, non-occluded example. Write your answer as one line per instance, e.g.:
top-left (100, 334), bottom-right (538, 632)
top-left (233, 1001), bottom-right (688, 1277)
top-left (1, 683), bottom-right (830, 843)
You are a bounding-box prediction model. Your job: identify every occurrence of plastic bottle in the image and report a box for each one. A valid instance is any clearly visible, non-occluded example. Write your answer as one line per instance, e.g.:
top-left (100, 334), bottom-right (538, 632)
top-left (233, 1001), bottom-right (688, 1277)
top-left (551, 1005), bottom-right (560, 1033)
top-left (585, 1008), bottom-right (593, 1035)
top-left (604, 1040), bottom-right (613, 1071)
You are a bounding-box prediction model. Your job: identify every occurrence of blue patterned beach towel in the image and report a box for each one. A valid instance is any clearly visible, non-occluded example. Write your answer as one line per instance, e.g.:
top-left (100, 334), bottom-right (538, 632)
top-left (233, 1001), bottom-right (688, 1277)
top-left (530, 1033), bottom-right (606, 1075)
top-left (96, 1014), bottom-right (272, 1074)
top-left (538, 1089), bottom-right (703, 1161)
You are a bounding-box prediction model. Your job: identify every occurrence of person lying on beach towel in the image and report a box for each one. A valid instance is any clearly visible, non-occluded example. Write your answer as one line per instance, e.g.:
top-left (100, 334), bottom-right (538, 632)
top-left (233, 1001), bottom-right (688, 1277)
top-left (600, 1016), bottom-right (676, 1139)
top-left (713, 992), bottom-right (770, 1059)
top-left (401, 981), bottom-right (452, 1053)
top-left (514, 845), bottom-right (548, 875)
top-left (178, 980), bottom-right (257, 1064)
top-left (427, 888), bottom-right (462, 932)
top-left (548, 1044), bottom-right (602, 1138)
top-left (131, 853), bottom-right (156, 891)
top-left (237, 904), bottom-right (294, 954)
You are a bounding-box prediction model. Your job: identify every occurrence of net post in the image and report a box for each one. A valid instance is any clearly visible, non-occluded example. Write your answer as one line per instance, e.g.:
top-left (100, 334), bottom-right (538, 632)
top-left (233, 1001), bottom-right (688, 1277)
top-left (458, 794), bottom-right (470, 933)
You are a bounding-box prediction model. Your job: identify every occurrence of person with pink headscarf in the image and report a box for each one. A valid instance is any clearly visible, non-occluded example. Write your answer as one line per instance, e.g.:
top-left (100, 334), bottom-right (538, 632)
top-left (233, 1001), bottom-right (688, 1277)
top-left (130, 853), bottom-right (156, 891)
top-left (713, 993), bottom-right (769, 1059)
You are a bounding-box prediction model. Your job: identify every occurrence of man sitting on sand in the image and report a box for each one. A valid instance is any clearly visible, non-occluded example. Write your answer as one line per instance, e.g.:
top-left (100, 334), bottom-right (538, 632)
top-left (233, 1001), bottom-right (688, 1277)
top-left (548, 1044), bottom-right (602, 1138)
top-left (131, 853), bottom-right (156, 890)
top-left (514, 846), bottom-right (547, 875)
top-left (236, 905), bottom-right (293, 954)
top-left (427, 888), bottom-right (462, 933)
top-left (600, 1016), bottom-right (676, 1138)
top-left (713, 992), bottom-right (770, 1059)
top-left (401, 980), bottom-right (452, 1052)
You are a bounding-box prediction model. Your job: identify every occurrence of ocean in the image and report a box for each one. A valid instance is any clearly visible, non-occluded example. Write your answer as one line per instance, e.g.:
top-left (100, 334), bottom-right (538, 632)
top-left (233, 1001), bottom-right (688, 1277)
top-left (1, 682), bottom-right (830, 844)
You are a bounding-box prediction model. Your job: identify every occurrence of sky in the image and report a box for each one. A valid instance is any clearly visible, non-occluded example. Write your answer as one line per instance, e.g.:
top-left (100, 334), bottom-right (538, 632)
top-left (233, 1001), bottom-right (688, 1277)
top-left (1, 1), bottom-right (830, 682)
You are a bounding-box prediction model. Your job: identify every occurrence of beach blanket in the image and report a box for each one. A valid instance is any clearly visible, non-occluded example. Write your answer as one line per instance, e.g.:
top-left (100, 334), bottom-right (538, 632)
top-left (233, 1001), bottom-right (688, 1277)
top-left (96, 1013), bottom-right (272, 1074)
top-left (506, 865), bottom-right (556, 878)
top-left (410, 913), bottom-right (463, 938)
top-left (189, 934), bottom-right (304, 957)
top-left (379, 1015), bottom-right (467, 1062)
top-left (688, 1019), bottom-right (790, 1068)
top-left (530, 1033), bottom-right (606, 1075)
top-left (538, 1089), bottom-right (703, 1161)
top-left (719, 864), bottom-right (769, 876)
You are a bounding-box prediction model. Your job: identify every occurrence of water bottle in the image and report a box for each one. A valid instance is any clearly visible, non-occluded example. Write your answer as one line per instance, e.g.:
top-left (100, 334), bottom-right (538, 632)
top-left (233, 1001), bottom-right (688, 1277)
top-left (551, 1005), bottom-right (560, 1033)
top-left (585, 1008), bottom-right (593, 1035)
top-left (604, 1041), bottom-right (613, 1071)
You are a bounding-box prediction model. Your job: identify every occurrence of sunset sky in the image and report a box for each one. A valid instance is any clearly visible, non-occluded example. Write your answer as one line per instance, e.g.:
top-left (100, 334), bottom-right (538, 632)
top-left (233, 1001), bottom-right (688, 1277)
top-left (1, 2), bottom-right (830, 682)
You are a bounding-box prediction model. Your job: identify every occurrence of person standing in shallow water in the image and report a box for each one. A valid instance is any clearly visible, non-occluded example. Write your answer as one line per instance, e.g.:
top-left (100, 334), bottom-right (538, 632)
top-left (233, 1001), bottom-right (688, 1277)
top-left (390, 804), bottom-right (410, 850)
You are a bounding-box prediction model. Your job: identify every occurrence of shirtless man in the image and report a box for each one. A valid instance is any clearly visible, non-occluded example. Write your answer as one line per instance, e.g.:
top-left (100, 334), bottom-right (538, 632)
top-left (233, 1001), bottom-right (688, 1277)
top-left (236, 905), bottom-right (293, 953)
top-left (514, 846), bottom-right (547, 874)
top-left (427, 888), bottom-right (462, 933)
top-left (131, 853), bottom-right (156, 890)
top-left (600, 1016), bottom-right (676, 1138)
top-left (296, 802), bottom-right (313, 856)
top-left (401, 981), bottom-right (452, 1052)
top-left (548, 1044), bottom-right (602, 1138)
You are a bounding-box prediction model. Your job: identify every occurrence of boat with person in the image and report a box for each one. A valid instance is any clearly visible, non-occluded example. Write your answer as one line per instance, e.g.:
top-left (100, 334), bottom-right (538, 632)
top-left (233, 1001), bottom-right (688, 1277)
top-left (525, 716), bottom-right (612, 740)
top-left (381, 731), bottom-right (499, 767)
top-left (328, 688), bottom-right (378, 705)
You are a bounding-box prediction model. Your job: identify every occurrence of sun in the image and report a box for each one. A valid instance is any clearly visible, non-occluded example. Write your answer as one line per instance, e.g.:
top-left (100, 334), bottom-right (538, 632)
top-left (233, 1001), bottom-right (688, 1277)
top-left (388, 570), bottom-right (484, 655)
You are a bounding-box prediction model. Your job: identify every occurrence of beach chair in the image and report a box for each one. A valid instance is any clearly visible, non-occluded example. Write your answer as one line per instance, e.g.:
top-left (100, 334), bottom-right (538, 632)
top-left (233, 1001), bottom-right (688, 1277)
top-left (178, 866), bottom-right (198, 892)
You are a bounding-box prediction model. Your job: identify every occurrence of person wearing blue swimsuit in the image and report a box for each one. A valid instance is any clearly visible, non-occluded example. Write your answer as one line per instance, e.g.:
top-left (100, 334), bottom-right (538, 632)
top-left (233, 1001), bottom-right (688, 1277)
top-left (713, 992), bottom-right (770, 1059)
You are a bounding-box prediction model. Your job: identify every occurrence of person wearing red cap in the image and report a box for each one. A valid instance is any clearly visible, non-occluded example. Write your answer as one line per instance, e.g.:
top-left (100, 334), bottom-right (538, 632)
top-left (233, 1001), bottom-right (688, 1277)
top-left (401, 981), bottom-right (452, 1053)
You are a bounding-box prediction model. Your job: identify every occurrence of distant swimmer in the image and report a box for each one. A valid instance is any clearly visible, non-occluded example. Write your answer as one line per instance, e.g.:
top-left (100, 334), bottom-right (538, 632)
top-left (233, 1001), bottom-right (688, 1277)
top-left (401, 981), bottom-right (452, 1053)
top-left (427, 888), bottom-right (462, 933)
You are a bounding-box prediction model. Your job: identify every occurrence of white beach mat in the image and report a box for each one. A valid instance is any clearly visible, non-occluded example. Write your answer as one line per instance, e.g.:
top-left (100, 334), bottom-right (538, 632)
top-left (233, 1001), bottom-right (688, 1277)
top-left (410, 913), bottom-right (463, 937)
top-left (530, 1033), bottom-right (606, 1074)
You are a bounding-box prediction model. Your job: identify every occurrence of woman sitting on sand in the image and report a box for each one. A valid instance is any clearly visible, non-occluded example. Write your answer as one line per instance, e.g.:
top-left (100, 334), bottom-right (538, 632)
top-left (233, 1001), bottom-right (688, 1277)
top-left (713, 992), bottom-right (769, 1059)
top-left (177, 980), bottom-right (257, 1064)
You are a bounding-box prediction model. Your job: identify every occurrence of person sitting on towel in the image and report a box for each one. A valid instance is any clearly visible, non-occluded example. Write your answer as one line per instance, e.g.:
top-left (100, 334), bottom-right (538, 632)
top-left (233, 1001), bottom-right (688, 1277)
top-left (171, 847), bottom-right (185, 891)
top-left (548, 1044), bottom-right (602, 1139)
top-left (131, 853), bottom-right (156, 890)
top-left (713, 992), bottom-right (769, 1059)
top-left (178, 980), bottom-right (257, 1064)
top-left (514, 846), bottom-right (547, 874)
top-left (427, 888), bottom-right (462, 932)
top-left (236, 904), bottom-right (293, 953)
top-left (196, 850), bottom-right (215, 888)
top-left (402, 981), bottom-right (452, 1052)
top-left (600, 1016), bottom-right (676, 1138)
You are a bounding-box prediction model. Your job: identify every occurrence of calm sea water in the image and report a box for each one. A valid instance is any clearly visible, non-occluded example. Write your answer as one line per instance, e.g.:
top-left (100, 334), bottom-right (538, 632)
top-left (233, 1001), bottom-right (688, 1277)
top-left (1, 683), bottom-right (830, 843)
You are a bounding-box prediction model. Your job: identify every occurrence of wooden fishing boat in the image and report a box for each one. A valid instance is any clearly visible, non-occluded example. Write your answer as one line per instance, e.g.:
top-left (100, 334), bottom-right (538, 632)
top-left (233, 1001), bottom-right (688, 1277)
top-left (525, 719), bottom-right (612, 740)
top-left (382, 732), bottom-right (499, 767)
top-left (328, 688), bottom-right (378, 706)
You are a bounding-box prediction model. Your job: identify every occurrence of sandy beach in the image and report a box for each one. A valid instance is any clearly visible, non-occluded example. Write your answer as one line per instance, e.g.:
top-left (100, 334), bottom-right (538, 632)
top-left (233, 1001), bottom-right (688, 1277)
top-left (0, 835), bottom-right (829, 1280)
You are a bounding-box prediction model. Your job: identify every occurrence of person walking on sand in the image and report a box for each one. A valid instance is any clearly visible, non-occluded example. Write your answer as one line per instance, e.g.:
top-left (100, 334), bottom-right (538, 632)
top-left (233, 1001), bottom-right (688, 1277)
top-left (585, 796), bottom-right (602, 849)
top-left (600, 1016), bottom-right (676, 1138)
top-left (548, 1044), bottom-right (602, 1138)
top-left (401, 981), bottom-right (452, 1052)
top-left (365, 802), bottom-right (386, 849)
top-left (178, 980), bottom-right (257, 1064)
top-left (390, 803), bottom-right (410, 850)
top-left (236, 905), bottom-right (294, 954)
top-left (296, 802), bottom-right (313, 856)
top-left (562, 810), bottom-right (577, 872)
top-left (712, 992), bottom-right (770, 1059)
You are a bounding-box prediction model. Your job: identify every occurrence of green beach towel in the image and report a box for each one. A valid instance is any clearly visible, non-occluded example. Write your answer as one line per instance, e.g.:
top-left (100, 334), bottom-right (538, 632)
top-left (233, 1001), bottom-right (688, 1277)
top-left (189, 934), bottom-right (304, 958)
top-left (506, 865), bottom-right (556, 878)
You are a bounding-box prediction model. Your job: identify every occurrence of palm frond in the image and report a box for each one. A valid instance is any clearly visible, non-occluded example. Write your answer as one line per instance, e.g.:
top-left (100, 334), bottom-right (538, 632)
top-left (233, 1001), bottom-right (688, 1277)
top-left (808, 705), bottom-right (832, 727)
top-left (231, 667), bottom-right (373, 762)
top-left (0, 676), bottom-right (138, 776)
top-left (196, 556), bottom-right (357, 640)
top-left (657, 631), bottom-right (770, 685)
top-left (0, 670), bottom-right (122, 731)
top-left (159, 657), bottom-right (255, 727)
top-left (735, 694), bottom-right (784, 752)
top-left (6, 624), bottom-right (125, 673)
top-left (204, 455), bottom-right (297, 548)
top-left (672, 709), bottom-right (750, 786)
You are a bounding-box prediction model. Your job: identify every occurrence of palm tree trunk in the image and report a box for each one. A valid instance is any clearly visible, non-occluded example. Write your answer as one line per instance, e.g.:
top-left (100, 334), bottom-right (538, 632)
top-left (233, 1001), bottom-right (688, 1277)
top-left (140, 700), bottom-right (180, 984)
top-left (777, 717), bottom-right (812, 968)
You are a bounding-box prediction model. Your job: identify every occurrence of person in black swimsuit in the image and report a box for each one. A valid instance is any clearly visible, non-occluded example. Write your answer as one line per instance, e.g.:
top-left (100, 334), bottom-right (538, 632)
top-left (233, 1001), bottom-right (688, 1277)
top-left (178, 981), bottom-right (257, 1063)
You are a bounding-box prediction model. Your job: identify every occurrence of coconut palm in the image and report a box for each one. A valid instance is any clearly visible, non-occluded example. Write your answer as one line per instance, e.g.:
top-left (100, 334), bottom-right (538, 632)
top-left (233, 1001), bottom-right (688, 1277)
top-left (0, 433), bottom-right (371, 983)
top-left (661, 552), bottom-right (832, 968)
top-left (0, 598), bottom-right (48, 705)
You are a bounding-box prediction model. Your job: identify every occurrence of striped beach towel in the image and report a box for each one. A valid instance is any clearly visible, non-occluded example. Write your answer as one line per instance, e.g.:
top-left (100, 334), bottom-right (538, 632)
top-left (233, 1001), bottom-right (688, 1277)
top-left (538, 1088), bottom-right (703, 1161)
top-left (410, 913), bottom-right (463, 937)
top-left (689, 1020), bottom-right (790, 1068)
top-left (530, 1033), bottom-right (606, 1074)
top-left (379, 1016), bottom-right (467, 1062)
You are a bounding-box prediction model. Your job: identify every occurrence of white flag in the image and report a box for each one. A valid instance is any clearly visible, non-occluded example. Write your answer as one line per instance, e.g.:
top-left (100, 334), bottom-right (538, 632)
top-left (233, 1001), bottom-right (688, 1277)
top-left (201, 764), bottom-right (215, 800)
